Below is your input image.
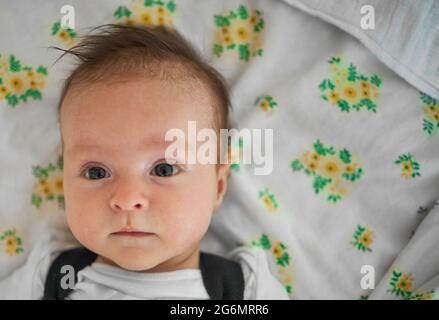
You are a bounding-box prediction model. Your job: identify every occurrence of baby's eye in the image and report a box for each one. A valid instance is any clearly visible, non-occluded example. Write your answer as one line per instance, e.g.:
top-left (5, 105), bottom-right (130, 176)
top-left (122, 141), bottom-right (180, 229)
top-left (83, 166), bottom-right (110, 180)
top-left (151, 162), bottom-right (180, 177)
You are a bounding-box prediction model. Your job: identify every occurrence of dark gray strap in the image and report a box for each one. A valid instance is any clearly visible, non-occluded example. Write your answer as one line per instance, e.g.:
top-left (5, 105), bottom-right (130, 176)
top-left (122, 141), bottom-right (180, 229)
top-left (43, 248), bottom-right (97, 300)
top-left (199, 252), bottom-right (245, 300)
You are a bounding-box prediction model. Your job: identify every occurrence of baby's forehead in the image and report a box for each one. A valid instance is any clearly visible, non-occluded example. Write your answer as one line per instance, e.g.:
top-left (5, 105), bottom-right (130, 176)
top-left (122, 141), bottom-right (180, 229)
top-left (62, 75), bottom-right (214, 119)
top-left (61, 78), bottom-right (217, 146)
top-left (65, 132), bottom-right (171, 154)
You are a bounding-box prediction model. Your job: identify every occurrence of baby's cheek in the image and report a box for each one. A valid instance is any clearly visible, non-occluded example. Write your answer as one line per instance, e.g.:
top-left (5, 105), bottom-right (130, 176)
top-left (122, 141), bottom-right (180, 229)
top-left (165, 201), bottom-right (212, 245)
top-left (66, 207), bottom-right (101, 247)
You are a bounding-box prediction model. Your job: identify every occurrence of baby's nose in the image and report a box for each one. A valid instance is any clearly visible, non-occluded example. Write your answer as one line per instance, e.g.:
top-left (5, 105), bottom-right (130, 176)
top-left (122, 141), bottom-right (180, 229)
top-left (109, 183), bottom-right (149, 212)
top-left (112, 201), bottom-right (145, 212)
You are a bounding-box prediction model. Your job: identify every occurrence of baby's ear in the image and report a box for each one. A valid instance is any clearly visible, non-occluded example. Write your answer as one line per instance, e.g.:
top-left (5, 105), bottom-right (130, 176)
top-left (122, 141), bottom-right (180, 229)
top-left (214, 163), bottom-right (231, 210)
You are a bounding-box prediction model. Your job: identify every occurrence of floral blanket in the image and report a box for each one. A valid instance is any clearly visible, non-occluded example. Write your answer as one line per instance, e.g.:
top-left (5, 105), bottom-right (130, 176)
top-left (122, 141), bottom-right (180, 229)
top-left (1, 0), bottom-right (438, 299)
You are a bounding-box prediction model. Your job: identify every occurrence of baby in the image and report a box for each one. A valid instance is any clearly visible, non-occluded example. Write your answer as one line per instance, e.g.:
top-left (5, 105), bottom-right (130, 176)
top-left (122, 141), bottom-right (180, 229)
top-left (0, 24), bottom-right (288, 300)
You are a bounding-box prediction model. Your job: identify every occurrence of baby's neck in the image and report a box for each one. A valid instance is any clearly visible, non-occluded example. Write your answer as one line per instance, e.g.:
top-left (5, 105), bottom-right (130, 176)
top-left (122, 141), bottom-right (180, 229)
top-left (95, 247), bottom-right (200, 273)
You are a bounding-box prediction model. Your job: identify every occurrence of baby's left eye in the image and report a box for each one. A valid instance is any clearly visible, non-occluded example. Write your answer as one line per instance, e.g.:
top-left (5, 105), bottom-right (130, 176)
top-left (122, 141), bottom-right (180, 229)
top-left (151, 163), bottom-right (180, 177)
top-left (83, 166), bottom-right (110, 180)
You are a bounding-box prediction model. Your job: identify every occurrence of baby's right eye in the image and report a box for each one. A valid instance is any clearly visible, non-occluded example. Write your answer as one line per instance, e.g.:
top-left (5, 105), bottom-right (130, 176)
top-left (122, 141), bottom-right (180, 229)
top-left (82, 166), bottom-right (110, 180)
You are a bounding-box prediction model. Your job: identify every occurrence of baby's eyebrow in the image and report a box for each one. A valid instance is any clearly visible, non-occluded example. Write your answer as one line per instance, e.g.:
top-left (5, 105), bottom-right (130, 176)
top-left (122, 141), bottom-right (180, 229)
top-left (69, 137), bottom-right (170, 155)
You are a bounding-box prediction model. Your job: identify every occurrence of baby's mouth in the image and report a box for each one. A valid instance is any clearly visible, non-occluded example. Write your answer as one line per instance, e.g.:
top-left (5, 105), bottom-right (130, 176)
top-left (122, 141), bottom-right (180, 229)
top-left (111, 227), bottom-right (155, 237)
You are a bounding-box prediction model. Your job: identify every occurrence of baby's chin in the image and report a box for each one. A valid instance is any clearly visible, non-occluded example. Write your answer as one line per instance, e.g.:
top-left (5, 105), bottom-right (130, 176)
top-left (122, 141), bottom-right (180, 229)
top-left (105, 247), bottom-right (163, 272)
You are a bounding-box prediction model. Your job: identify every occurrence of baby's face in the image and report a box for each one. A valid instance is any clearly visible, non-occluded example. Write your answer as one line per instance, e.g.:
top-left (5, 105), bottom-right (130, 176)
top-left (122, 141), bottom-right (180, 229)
top-left (60, 76), bottom-right (229, 272)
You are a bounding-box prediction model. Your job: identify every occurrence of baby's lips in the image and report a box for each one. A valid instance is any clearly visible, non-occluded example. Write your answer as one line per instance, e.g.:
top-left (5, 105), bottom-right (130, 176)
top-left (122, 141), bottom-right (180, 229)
top-left (111, 227), bottom-right (155, 236)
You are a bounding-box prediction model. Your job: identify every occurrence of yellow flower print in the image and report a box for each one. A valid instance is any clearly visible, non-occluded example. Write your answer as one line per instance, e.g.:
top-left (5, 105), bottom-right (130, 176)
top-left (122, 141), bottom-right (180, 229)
top-left (362, 89), bottom-right (371, 99)
top-left (420, 93), bottom-right (439, 135)
top-left (34, 172), bottom-right (64, 199)
top-left (401, 161), bottom-right (413, 178)
top-left (9, 75), bottom-right (24, 93)
top-left (216, 26), bottom-right (233, 46)
top-left (1, 229), bottom-right (24, 255)
top-left (396, 153), bottom-right (420, 179)
top-left (156, 6), bottom-right (166, 16)
top-left (413, 291), bottom-right (435, 300)
top-left (124, 17), bottom-right (135, 26)
top-left (282, 274), bottom-right (293, 284)
top-left (291, 140), bottom-right (364, 203)
top-left (213, 5), bottom-right (264, 61)
top-left (248, 8), bottom-right (262, 26)
top-left (360, 80), bottom-right (370, 90)
top-left (359, 230), bottom-right (373, 247)
top-left (34, 176), bottom-right (54, 199)
top-left (272, 242), bottom-right (283, 259)
top-left (156, 5), bottom-right (171, 18)
top-left (28, 73), bottom-right (45, 90)
top-left (389, 268), bottom-right (436, 299)
top-left (424, 105), bottom-right (435, 117)
top-left (32, 156), bottom-right (65, 210)
top-left (5, 236), bottom-right (17, 255)
top-left (424, 105), bottom-right (439, 123)
top-left (25, 71), bottom-right (43, 90)
top-left (221, 27), bottom-right (230, 36)
top-left (396, 274), bottom-right (413, 293)
top-left (139, 11), bottom-right (154, 26)
top-left (57, 30), bottom-right (69, 42)
top-left (228, 137), bottom-right (244, 173)
top-left (0, 57), bottom-right (8, 73)
top-left (300, 151), bottom-right (320, 173)
top-left (0, 55), bottom-right (48, 106)
top-left (360, 81), bottom-right (372, 98)
top-left (320, 155), bottom-right (342, 178)
top-left (328, 90), bottom-right (340, 104)
top-left (262, 195), bottom-right (276, 212)
top-left (235, 26), bottom-right (250, 43)
top-left (157, 16), bottom-right (166, 26)
top-left (299, 151), bottom-right (308, 161)
top-left (0, 85), bottom-right (8, 99)
top-left (343, 85), bottom-right (358, 102)
top-left (41, 179), bottom-right (54, 198)
top-left (319, 56), bottom-right (382, 113)
top-left (250, 38), bottom-right (263, 53)
top-left (223, 34), bottom-right (234, 46)
top-left (115, 1), bottom-right (175, 28)
top-left (327, 178), bottom-right (347, 197)
top-left (255, 95), bottom-right (277, 114)
top-left (50, 171), bottom-right (64, 194)
top-left (26, 69), bottom-right (35, 78)
top-left (351, 225), bottom-right (373, 252)
top-left (230, 20), bottom-right (253, 45)
top-left (29, 79), bottom-right (38, 90)
top-left (51, 21), bottom-right (76, 47)
top-left (305, 161), bottom-right (318, 173)
top-left (344, 163), bottom-right (357, 174)
top-left (331, 65), bottom-right (340, 73)
top-left (249, 234), bottom-right (293, 296)
top-left (260, 99), bottom-right (270, 111)
top-left (258, 188), bottom-right (279, 213)
top-left (370, 83), bottom-right (380, 98)
top-left (310, 152), bottom-right (321, 162)
top-left (277, 266), bottom-right (293, 289)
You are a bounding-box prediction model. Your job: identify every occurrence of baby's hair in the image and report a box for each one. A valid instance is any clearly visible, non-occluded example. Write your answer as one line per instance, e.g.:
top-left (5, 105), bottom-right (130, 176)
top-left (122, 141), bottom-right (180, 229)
top-left (52, 23), bottom-right (231, 134)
